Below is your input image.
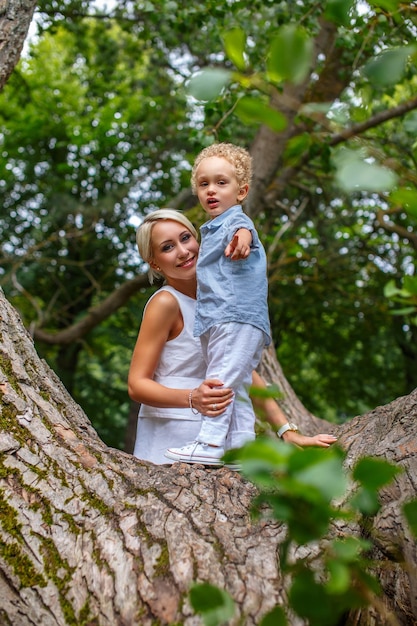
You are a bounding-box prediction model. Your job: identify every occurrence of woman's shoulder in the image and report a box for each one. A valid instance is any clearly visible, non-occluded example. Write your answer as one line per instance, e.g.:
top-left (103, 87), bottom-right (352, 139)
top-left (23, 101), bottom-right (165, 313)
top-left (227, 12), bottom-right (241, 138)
top-left (147, 287), bottom-right (180, 312)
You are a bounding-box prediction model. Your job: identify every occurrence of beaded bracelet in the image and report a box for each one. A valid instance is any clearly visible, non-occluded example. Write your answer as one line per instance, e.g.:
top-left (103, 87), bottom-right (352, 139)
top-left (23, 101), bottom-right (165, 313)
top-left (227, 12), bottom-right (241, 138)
top-left (188, 388), bottom-right (200, 415)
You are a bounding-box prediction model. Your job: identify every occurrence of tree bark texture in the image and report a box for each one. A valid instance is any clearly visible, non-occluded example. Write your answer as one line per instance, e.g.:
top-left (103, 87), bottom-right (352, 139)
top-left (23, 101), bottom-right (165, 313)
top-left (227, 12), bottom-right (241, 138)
top-left (0, 0), bottom-right (36, 91)
top-left (1, 290), bottom-right (416, 626)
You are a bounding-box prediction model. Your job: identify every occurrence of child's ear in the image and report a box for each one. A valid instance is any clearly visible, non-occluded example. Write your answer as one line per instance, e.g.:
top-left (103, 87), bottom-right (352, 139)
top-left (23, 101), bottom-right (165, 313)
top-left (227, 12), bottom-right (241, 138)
top-left (237, 183), bottom-right (249, 201)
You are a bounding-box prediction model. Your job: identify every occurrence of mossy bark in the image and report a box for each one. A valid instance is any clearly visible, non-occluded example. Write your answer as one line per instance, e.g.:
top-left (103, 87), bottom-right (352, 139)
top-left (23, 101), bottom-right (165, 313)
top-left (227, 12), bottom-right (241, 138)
top-left (1, 290), bottom-right (416, 625)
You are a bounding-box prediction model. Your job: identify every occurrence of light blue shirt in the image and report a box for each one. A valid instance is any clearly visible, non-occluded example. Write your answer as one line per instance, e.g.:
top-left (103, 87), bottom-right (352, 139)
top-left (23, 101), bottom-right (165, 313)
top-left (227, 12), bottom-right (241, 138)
top-left (194, 205), bottom-right (271, 345)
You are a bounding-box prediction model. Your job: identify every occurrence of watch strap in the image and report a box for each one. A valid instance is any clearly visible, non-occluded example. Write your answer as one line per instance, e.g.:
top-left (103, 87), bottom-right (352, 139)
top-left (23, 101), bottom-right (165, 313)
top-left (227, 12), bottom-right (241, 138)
top-left (277, 422), bottom-right (299, 438)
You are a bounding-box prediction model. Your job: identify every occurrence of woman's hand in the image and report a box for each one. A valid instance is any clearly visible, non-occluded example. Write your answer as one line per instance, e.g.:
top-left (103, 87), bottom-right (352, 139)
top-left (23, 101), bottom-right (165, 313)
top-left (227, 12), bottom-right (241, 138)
top-left (282, 431), bottom-right (337, 448)
top-left (191, 379), bottom-right (234, 416)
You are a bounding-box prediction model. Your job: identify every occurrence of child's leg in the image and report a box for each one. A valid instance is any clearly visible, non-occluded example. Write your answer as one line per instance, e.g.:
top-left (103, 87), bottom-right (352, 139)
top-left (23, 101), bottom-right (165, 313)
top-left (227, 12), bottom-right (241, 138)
top-left (197, 322), bottom-right (264, 448)
top-left (226, 388), bottom-right (256, 450)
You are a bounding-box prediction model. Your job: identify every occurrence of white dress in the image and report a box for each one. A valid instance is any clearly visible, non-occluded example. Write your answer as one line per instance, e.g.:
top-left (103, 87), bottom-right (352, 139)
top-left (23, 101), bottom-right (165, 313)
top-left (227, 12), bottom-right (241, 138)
top-left (133, 286), bottom-right (206, 464)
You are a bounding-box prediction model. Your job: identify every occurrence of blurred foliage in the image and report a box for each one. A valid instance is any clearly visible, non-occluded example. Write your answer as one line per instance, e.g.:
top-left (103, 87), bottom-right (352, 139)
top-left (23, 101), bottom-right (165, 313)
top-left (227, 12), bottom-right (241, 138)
top-left (190, 438), bottom-right (403, 625)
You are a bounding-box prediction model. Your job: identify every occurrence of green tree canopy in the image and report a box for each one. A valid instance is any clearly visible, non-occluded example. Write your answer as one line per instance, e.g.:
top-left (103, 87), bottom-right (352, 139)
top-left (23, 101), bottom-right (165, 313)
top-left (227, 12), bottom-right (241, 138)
top-left (1, 0), bottom-right (417, 447)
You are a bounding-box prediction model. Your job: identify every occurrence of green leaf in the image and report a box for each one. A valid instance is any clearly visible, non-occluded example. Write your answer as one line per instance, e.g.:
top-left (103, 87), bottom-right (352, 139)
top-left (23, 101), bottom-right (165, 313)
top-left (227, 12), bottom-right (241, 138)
top-left (231, 437), bottom-right (292, 466)
top-left (403, 111), bottom-right (417, 134)
top-left (403, 276), bottom-right (417, 296)
top-left (222, 28), bottom-right (247, 71)
top-left (391, 306), bottom-right (416, 316)
top-left (368, 0), bottom-right (401, 11)
top-left (324, 0), bottom-right (356, 27)
top-left (403, 499), bottom-right (417, 538)
top-left (189, 583), bottom-right (235, 626)
top-left (334, 150), bottom-right (398, 192)
top-left (267, 25), bottom-right (314, 85)
top-left (235, 96), bottom-right (287, 132)
top-left (249, 384), bottom-right (284, 401)
top-left (260, 605), bottom-right (288, 626)
top-left (353, 456), bottom-right (401, 490)
top-left (362, 46), bottom-right (414, 87)
top-left (292, 453), bottom-right (347, 500)
top-left (326, 559), bottom-right (351, 594)
top-left (187, 68), bottom-right (231, 101)
top-left (331, 537), bottom-right (371, 562)
top-left (289, 568), bottom-right (345, 625)
top-left (384, 279), bottom-right (405, 299)
top-left (350, 487), bottom-right (381, 515)
top-left (389, 187), bottom-right (417, 219)
top-left (283, 132), bottom-right (312, 166)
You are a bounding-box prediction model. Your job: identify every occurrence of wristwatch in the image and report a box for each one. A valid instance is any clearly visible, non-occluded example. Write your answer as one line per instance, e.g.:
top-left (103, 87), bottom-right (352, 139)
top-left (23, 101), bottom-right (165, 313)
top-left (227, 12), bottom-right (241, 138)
top-left (277, 422), bottom-right (299, 438)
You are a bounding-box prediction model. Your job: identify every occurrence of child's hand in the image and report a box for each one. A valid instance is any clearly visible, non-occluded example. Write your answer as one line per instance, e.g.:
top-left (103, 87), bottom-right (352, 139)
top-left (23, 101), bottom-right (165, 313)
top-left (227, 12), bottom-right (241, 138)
top-left (225, 229), bottom-right (252, 260)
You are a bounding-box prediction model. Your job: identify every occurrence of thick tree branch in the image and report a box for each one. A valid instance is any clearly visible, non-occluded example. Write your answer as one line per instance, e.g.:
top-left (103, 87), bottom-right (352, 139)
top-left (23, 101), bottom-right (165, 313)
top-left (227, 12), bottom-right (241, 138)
top-left (1, 286), bottom-right (417, 625)
top-left (32, 273), bottom-right (150, 345)
top-left (329, 96), bottom-right (417, 146)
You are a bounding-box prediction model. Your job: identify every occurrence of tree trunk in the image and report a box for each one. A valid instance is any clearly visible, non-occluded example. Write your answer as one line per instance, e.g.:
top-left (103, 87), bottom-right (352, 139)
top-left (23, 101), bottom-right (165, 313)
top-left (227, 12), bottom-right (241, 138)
top-left (1, 289), bottom-right (416, 626)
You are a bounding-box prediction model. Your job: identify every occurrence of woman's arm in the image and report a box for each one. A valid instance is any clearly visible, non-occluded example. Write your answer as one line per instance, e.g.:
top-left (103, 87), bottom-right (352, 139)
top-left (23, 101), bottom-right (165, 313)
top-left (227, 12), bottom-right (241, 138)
top-left (128, 291), bottom-right (233, 413)
top-left (251, 371), bottom-right (337, 448)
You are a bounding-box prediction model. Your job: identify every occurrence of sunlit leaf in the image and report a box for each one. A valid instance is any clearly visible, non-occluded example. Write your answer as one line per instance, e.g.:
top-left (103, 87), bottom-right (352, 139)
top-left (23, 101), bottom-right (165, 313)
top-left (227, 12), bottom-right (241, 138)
top-left (384, 280), bottom-right (403, 299)
top-left (235, 96), bottom-right (287, 132)
top-left (222, 28), bottom-right (247, 71)
top-left (390, 306), bottom-right (416, 316)
top-left (389, 187), bottom-right (417, 219)
top-left (249, 384), bottom-right (283, 399)
top-left (187, 68), bottom-right (231, 101)
top-left (267, 24), bottom-right (313, 85)
top-left (326, 559), bottom-right (351, 593)
top-left (403, 276), bottom-right (417, 296)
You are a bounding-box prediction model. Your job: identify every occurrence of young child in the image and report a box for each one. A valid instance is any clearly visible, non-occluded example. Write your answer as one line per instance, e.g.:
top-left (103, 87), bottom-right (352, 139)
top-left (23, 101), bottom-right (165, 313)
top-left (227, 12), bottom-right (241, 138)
top-left (165, 143), bottom-right (271, 466)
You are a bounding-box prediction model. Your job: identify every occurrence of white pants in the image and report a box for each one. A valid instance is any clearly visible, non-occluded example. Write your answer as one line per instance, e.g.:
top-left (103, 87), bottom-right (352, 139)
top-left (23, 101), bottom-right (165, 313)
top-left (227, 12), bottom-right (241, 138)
top-left (197, 322), bottom-right (265, 449)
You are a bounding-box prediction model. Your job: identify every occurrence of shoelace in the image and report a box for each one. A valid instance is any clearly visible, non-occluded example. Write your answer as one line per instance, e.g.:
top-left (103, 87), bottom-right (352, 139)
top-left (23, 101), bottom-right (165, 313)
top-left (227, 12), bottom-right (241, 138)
top-left (188, 441), bottom-right (201, 460)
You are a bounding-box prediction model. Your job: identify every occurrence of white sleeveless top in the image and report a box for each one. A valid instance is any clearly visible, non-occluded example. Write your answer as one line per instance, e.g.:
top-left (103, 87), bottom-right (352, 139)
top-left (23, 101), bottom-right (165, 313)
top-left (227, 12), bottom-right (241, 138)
top-left (138, 285), bottom-right (206, 421)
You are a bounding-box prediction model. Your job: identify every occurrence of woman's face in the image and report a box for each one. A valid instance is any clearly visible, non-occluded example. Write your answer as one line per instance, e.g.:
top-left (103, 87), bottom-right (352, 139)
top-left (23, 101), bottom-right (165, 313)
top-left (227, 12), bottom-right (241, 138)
top-left (150, 220), bottom-right (199, 282)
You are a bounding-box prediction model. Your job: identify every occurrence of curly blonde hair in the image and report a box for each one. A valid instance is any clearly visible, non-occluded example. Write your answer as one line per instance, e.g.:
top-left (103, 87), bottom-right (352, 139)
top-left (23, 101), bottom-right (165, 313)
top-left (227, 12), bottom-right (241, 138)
top-left (136, 209), bottom-right (198, 284)
top-left (191, 143), bottom-right (252, 194)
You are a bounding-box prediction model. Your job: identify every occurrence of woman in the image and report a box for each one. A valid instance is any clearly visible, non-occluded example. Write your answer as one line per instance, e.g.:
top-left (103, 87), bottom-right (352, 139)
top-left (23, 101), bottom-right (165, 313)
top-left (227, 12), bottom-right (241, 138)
top-left (128, 209), bottom-right (337, 464)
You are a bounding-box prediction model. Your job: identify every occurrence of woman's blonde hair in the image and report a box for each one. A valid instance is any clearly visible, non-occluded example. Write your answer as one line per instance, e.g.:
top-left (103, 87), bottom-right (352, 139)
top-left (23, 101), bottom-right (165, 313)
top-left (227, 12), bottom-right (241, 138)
top-left (191, 142), bottom-right (252, 194)
top-left (136, 209), bottom-right (198, 284)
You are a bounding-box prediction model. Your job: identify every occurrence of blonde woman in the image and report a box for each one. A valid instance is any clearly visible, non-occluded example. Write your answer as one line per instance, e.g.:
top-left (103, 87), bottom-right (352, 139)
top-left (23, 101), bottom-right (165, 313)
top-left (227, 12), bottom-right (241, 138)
top-left (128, 209), bottom-right (336, 465)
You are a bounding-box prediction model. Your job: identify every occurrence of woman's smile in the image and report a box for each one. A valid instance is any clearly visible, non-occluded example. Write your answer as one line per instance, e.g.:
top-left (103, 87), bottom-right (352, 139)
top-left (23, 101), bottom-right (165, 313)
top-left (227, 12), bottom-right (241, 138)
top-left (177, 255), bottom-right (196, 269)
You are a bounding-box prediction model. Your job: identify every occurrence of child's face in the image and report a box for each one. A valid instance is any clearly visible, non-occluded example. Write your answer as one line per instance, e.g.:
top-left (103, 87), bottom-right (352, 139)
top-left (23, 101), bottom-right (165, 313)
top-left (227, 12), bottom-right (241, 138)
top-left (195, 156), bottom-right (249, 219)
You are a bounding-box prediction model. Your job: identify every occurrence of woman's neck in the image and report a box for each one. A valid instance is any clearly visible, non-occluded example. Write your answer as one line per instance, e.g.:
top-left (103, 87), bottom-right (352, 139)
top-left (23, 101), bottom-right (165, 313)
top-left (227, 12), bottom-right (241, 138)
top-left (165, 277), bottom-right (197, 300)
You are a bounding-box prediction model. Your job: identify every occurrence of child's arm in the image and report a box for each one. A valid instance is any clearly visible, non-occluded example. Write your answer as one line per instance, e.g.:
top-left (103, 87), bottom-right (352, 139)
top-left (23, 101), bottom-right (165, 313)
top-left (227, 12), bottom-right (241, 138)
top-left (225, 228), bottom-right (252, 260)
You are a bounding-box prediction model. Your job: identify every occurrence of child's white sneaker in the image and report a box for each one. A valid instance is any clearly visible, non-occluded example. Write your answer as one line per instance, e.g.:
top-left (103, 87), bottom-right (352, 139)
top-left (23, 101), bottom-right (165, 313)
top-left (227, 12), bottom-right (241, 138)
top-left (165, 441), bottom-right (224, 466)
